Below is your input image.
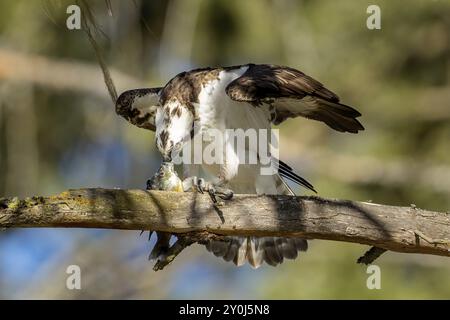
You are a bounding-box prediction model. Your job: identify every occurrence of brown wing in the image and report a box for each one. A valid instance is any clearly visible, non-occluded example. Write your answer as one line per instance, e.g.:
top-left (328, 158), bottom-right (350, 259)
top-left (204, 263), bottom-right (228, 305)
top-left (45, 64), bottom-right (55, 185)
top-left (225, 64), bottom-right (364, 133)
top-left (116, 88), bottom-right (162, 131)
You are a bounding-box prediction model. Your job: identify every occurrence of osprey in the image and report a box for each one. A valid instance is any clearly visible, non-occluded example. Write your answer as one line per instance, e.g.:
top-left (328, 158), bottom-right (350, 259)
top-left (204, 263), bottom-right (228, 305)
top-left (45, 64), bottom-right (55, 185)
top-left (116, 64), bottom-right (364, 268)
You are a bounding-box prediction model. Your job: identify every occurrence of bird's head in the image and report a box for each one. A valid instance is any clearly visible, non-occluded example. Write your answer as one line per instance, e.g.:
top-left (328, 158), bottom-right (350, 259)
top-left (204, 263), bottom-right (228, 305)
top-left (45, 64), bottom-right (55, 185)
top-left (155, 101), bottom-right (194, 162)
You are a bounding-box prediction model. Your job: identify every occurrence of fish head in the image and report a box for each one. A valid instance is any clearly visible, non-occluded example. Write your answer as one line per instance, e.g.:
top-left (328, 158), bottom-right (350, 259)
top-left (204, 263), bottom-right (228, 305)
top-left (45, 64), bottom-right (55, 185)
top-left (147, 162), bottom-right (183, 192)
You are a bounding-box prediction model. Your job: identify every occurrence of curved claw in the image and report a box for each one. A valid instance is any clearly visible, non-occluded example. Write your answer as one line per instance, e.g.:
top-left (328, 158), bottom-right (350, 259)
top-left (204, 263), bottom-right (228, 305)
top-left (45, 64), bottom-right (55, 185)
top-left (182, 176), bottom-right (234, 203)
top-left (208, 188), bottom-right (218, 203)
top-left (196, 178), bottom-right (205, 194)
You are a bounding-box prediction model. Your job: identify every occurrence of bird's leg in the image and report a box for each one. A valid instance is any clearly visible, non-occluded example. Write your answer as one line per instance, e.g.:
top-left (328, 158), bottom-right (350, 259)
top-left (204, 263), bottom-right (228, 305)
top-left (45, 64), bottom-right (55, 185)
top-left (182, 176), bottom-right (234, 203)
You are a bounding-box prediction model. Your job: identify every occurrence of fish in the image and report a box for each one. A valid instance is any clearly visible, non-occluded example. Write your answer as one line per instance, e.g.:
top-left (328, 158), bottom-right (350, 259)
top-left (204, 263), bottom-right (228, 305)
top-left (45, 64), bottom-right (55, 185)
top-left (145, 161), bottom-right (183, 262)
top-left (147, 162), bottom-right (184, 192)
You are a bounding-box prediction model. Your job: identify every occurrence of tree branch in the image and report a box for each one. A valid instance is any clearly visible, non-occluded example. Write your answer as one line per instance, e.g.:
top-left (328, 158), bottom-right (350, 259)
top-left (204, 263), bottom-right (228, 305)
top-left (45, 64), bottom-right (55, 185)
top-left (0, 48), bottom-right (141, 101)
top-left (1, 188), bottom-right (449, 259)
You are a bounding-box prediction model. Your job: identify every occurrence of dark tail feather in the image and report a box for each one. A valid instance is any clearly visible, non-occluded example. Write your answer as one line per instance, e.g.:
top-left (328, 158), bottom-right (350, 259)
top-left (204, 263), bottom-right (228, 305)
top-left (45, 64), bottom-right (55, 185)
top-left (272, 159), bottom-right (317, 193)
top-left (204, 161), bottom-right (310, 268)
top-left (205, 236), bottom-right (308, 269)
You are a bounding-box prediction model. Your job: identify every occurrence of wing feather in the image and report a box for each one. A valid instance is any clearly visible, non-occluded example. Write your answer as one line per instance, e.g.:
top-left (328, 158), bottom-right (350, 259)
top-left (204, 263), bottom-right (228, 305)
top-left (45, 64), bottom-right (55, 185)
top-left (271, 159), bottom-right (316, 193)
top-left (225, 64), bottom-right (364, 133)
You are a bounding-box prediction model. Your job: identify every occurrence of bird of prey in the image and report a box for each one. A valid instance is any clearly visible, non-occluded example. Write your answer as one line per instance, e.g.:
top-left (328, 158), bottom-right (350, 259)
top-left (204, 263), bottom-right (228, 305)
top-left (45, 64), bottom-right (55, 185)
top-left (116, 63), bottom-right (364, 268)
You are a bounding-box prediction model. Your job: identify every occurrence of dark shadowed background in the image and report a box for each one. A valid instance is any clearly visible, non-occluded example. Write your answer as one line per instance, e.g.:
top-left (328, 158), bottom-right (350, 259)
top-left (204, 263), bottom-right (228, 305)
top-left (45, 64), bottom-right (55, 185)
top-left (0, 0), bottom-right (449, 299)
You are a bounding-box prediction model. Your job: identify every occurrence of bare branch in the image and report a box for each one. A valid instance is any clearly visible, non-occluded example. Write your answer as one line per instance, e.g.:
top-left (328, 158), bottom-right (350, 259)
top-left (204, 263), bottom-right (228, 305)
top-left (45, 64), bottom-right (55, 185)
top-left (0, 48), bottom-right (141, 100)
top-left (0, 189), bottom-right (449, 259)
top-left (357, 246), bottom-right (387, 265)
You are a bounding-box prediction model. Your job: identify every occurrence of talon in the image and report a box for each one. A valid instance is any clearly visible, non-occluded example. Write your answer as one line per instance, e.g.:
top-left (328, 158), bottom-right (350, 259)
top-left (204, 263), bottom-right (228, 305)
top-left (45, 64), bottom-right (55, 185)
top-left (196, 178), bottom-right (205, 194)
top-left (183, 176), bottom-right (234, 204)
top-left (208, 188), bottom-right (218, 203)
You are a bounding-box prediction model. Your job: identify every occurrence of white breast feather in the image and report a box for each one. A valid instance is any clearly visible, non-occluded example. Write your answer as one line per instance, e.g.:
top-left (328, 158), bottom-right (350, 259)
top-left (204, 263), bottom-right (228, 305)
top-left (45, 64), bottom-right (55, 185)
top-left (186, 66), bottom-right (286, 195)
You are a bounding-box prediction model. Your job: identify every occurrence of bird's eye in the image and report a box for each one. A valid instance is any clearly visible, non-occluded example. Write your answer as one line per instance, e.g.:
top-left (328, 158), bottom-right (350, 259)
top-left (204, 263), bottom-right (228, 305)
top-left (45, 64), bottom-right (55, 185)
top-left (159, 171), bottom-right (165, 177)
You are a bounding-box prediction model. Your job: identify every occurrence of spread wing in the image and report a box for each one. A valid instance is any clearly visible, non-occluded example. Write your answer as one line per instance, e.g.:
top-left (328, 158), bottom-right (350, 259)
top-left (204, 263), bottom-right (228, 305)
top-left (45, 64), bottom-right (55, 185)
top-left (225, 64), bottom-right (364, 133)
top-left (116, 88), bottom-right (162, 131)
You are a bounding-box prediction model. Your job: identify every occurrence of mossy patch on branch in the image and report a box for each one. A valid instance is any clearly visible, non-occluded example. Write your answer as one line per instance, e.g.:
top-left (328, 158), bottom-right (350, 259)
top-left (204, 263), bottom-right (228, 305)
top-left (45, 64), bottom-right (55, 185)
top-left (0, 196), bottom-right (46, 211)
